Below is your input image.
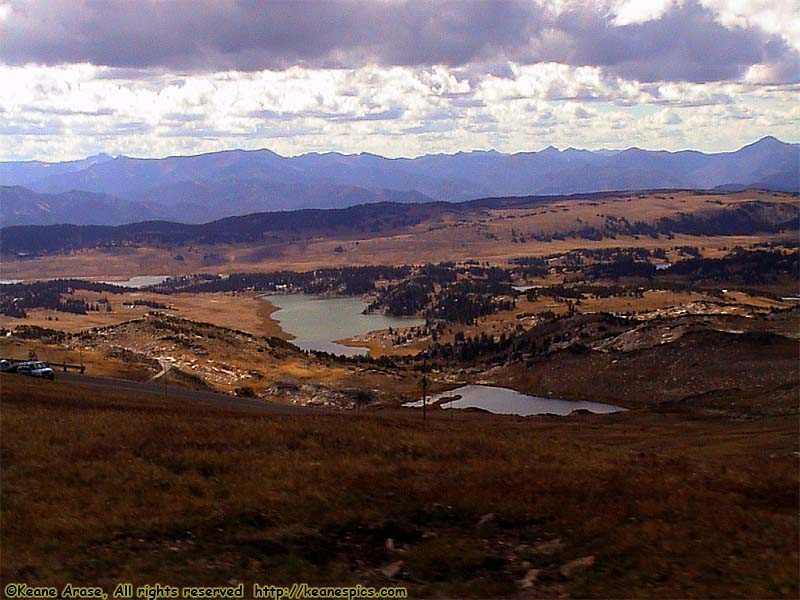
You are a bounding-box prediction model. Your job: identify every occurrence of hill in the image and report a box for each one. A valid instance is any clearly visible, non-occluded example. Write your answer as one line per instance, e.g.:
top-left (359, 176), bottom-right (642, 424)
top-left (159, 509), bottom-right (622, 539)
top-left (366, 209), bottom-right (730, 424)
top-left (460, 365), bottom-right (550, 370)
top-left (0, 183), bottom-right (433, 227)
top-left (2, 189), bottom-right (797, 258)
top-left (0, 186), bottom-right (162, 227)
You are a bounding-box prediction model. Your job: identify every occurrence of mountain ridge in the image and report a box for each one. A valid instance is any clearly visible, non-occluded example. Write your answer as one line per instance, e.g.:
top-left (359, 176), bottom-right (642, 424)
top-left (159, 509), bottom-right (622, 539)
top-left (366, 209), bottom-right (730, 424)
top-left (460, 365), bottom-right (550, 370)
top-left (0, 137), bottom-right (796, 226)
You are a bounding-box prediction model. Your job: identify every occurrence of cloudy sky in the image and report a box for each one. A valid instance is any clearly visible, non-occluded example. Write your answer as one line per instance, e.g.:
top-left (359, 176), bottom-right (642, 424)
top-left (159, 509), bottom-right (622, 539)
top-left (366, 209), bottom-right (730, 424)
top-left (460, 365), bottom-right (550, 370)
top-left (0, 0), bottom-right (798, 161)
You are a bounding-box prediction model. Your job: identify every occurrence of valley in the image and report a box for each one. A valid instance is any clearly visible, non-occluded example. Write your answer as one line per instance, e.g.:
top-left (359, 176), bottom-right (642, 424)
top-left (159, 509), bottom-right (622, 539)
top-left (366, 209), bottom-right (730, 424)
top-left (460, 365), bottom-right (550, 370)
top-left (2, 195), bottom-right (797, 411)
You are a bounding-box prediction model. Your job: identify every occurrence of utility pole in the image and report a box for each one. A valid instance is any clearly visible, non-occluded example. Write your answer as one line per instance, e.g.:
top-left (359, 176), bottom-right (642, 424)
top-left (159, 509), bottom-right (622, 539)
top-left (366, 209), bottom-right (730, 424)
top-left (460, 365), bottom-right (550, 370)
top-left (418, 375), bottom-right (429, 421)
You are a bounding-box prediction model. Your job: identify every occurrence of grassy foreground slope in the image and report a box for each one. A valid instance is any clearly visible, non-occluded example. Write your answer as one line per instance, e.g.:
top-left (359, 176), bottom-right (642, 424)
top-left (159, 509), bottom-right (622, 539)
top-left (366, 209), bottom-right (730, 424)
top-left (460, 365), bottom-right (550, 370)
top-left (1, 375), bottom-right (797, 598)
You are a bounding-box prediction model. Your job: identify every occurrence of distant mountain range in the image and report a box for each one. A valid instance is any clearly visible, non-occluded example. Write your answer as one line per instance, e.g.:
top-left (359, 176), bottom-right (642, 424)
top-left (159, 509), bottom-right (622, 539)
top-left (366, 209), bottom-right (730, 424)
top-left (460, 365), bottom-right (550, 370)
top-left (0, 136), bottom-right (797, 227)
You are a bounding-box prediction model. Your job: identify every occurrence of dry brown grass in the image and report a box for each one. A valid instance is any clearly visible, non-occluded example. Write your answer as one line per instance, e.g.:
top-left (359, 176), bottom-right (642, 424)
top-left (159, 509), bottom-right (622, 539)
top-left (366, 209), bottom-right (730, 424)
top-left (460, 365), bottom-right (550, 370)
top-left (1, 374), bottom-right (797, 598)
top-left (0, 292), bottom-right (285, 339)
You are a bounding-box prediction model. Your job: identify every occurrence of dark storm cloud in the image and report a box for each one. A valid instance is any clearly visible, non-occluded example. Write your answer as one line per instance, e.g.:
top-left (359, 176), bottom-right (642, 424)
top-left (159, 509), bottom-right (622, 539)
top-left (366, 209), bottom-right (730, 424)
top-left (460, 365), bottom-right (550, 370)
top-left (0, 0), bottom-right (534, 70)
top-left (0, 0), bottom-right (797, 83)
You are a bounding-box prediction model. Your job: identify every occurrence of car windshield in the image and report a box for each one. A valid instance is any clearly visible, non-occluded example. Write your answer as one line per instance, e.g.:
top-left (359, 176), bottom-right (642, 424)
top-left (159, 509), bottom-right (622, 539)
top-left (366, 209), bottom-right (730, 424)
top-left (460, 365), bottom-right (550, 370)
top-left (31, 362), bottom-right (48, 369)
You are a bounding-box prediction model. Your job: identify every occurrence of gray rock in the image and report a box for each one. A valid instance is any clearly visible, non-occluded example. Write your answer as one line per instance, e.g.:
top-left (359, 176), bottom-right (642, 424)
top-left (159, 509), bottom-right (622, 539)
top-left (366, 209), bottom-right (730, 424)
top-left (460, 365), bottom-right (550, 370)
top-left (477, 513), bottom-right (496, 527)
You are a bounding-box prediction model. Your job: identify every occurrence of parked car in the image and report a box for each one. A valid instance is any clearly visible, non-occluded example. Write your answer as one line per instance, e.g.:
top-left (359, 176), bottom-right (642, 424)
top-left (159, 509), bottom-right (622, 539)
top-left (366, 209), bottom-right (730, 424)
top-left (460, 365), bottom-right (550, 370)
top-left (11, 361), bottom-right (55, 380)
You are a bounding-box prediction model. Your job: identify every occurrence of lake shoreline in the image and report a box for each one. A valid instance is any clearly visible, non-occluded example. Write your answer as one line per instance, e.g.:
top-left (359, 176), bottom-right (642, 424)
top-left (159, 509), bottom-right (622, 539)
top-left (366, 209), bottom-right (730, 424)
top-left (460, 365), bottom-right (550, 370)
top-left (256, 294), bottom-right (295, 342)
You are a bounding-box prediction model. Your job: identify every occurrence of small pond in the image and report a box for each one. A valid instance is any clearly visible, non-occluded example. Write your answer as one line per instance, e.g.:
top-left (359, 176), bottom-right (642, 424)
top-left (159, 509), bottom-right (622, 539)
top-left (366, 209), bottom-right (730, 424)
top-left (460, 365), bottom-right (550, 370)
top-left (100, 275), bottom-right (171, 288)
top-left (404, 384), bottom-right (627, 416)
top-left (513, 284), bottom-right (543, 292)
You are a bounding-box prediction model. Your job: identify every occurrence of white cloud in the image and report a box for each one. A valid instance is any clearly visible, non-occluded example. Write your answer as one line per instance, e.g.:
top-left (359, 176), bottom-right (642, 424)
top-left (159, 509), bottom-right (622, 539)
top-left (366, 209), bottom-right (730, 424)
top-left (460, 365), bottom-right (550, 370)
top-left (700, 0), bottom-right (800, 50)
top-left (476, 63), bottom-right (645, 104)
top-left (610, 0), bottom-right (677, 26)
top-left (0, 61), bottom-right (796, 161)
top-left (652, 81), bottom-right (736, 105)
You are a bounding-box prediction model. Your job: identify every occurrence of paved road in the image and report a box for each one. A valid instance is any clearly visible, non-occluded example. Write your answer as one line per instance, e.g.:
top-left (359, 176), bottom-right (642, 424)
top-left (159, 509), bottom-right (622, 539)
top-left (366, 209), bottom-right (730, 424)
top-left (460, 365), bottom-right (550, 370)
top-left (53, 371), bottom-right (327, 415)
